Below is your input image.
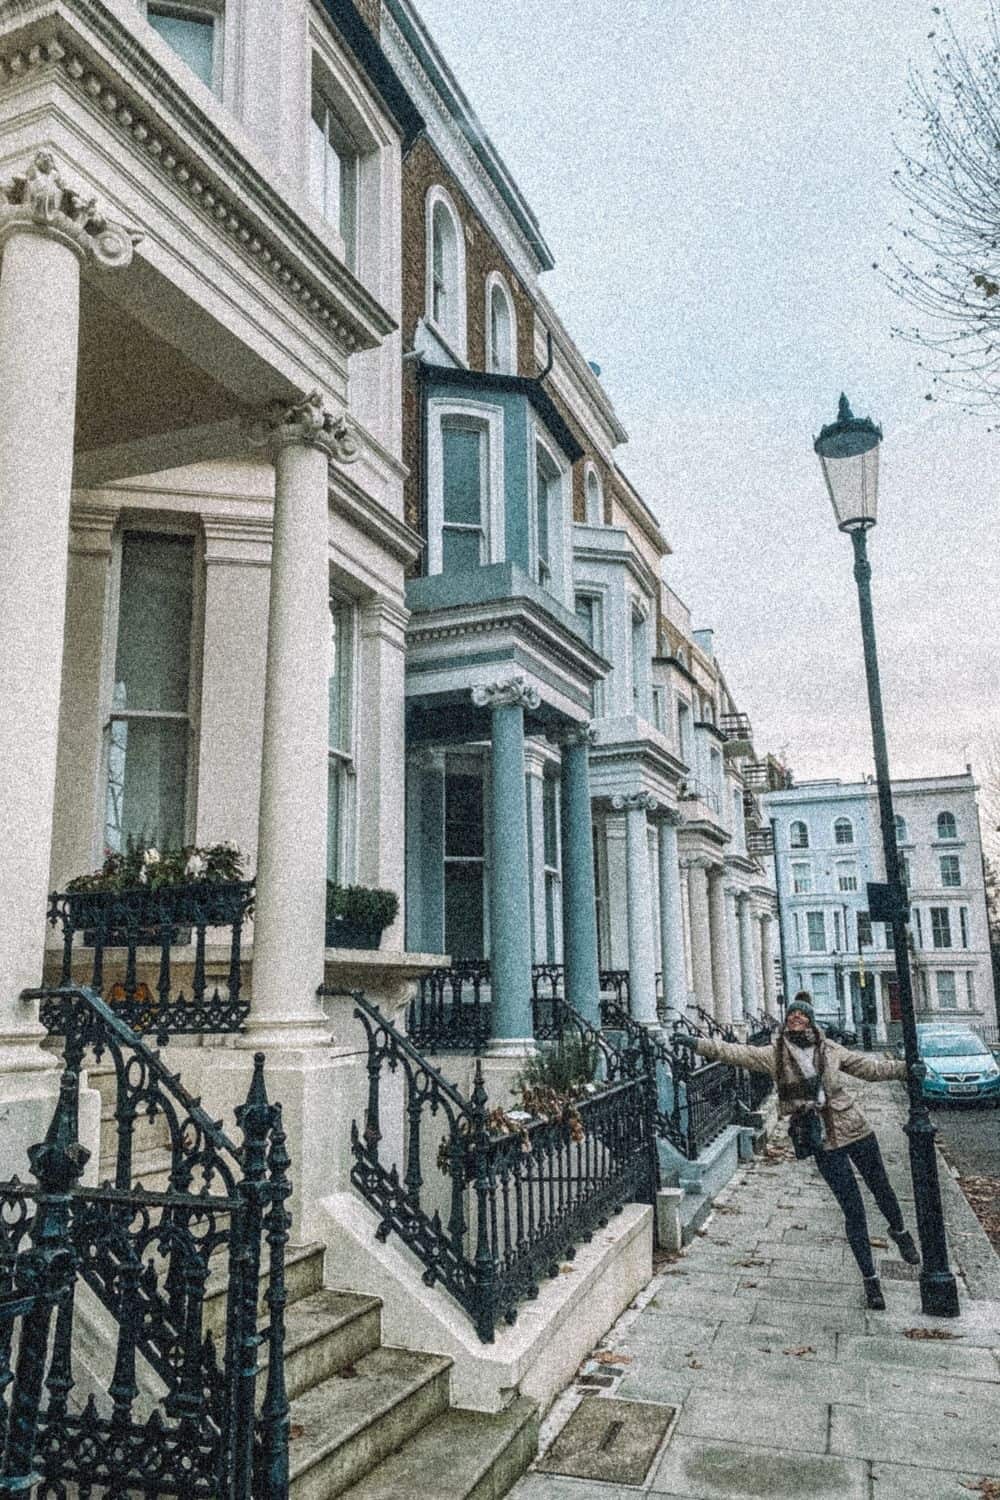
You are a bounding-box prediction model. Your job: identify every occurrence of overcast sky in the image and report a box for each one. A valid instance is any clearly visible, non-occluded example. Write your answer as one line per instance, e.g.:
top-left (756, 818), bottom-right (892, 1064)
top-left (412, 0), bottom-right (999, 813)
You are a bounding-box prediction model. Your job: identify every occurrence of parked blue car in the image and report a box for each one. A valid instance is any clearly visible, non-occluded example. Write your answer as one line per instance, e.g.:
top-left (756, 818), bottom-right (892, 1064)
top-left (915, 1025), bottom-right (1000, 1107)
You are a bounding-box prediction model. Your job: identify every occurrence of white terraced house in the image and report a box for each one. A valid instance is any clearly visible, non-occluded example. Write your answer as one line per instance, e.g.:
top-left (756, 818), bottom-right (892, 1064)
top-left (0, 2), bottom-right (782, 1495)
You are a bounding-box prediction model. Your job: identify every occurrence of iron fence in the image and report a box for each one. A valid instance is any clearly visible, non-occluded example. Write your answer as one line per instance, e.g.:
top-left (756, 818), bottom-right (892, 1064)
top-left (341, 989), bottom-right (658, 1343)
top-left (47, 880), bottom-right (255, 1038)
top-left (408, 961), bottom-right (632, 1050)
top-left (1, 985), bottom-right (289, 1498)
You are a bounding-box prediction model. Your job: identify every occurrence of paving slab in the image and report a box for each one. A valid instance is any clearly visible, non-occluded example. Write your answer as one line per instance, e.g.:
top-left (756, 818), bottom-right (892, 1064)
top-left (838, 1331), bottom-right (1000, 1379)
top-left (737, 1274), bottom-right (868, 1308)
top-left (747, 1298), bottom-right (868, 1335)
top-left (648, 1436), bottom-right (868, 1499)
top-left (711, 1321), bottom-right (838, 1361)
top-left (643, 1290), bottom-right (755, 1325)
top-left (868, 1364), bottom-right (1000, 1415)
top-left (674, 1389), bottom-right (829, 1451)
top-left (729, 1350), bottom-right (866, 1404)
top-left (870, 1459), bottom-right (1000, 1498)
top-left (831, 1401), bottom-right (1000, 1471)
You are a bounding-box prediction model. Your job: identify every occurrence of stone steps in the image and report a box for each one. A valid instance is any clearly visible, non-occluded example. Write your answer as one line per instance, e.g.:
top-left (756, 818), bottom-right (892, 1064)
top-left (337, 1397), bottom-right (539, 1500)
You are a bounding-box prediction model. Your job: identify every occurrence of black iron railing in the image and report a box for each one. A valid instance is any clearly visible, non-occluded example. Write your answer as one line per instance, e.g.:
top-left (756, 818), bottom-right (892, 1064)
top-left (340, 989), bottom-right (657, 1343)
top-left (47, 881), bottom-right (255, 1037)
top-left (600, 1000), bottom-right (688, 1154)
top-left (671, 1047), bottom-right (740, 1158)
top-left (408, 961), bottom-right (634, 1051)
top-left (746, 827), bottom-right (774, 856)
top-left (720, 712), bottom-right (753, 742)
top-left (0, 985), bottom-right (289, 1499)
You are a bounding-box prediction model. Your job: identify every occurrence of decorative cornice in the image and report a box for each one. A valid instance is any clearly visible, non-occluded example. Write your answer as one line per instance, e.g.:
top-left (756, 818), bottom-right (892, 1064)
top-left (244, 392), bottom-right (360, 465)
top-left (0, 8), bottom-right (393, 353)
top-left (546, 722), bottom-right (596, 750)
top-left (471, 676), bottom-right (541, 711)
top-left (612, 792), bottom-right (659, 815)
top-left (0, 150), bottom-right (139, 266)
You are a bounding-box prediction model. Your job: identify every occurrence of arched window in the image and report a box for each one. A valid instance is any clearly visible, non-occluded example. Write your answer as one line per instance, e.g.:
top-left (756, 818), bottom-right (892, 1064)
top-left (790, 820), bottom-right (809, 849)
top-left (426, 188), bottom-right (466, 357)
top-left (833, 817), bottom-right (854, 846)
top-left (584, 465), bottom-right (603, 525)
top-left (486, 274), bottom-right (516, 374)
top-left (894, 814), bottom-right (908, 844)
top-left (937, 810), bottom-right (958, 840)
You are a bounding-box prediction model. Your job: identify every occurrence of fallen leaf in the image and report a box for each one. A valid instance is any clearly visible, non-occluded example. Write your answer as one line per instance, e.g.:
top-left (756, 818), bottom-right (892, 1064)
top-left (688, 1359), bottom-right (703, 1369)
top-left (592, 1350), bottom-right (632, 1365)
top-left (902, 1327), bottom-right (964, 1341)
top-left (338, 1363), bottom-right (360, 1377)
top-left (791, 1224), bottom-right (808, 1231)
top-left (735, 1257), bottom-right (767, 1269)
top-left (782, 1345), bottom-right (817, 1357)
top-left (559, 1265), bottom-right (575, 1274)
top-left (662, 1267), bottom-right (688, 1276)
top-left (869, 1237), bottom-right (889, 1249)
top-left (289, 1424), bottom-right (305, 1441)
top-left (714, 1204), bottom-right (740, 1215)
top-left (961, 1481), bottom-right (1000, 1500)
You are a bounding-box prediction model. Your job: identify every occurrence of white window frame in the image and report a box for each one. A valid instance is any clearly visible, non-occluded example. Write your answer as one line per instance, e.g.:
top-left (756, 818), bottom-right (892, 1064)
top-left (930, 906), bottom-right (953, 950)
top-left (940, 853), bottom-right (961, 889)
top-left (836, 861), bottom-right (859, 893)
top-left (443, 755), bottom-right (489, 959)
top-left (426, 398), bottom-right (504, 576)
top-left (789, 820), bottom-right (810, 849)
top-left (937, 810), bottom-right (958, 841)
top-left (936, 970), bottom-right (958, 1010)
top-left (806, 910), bottom-right (826, 953)
top-left (833, 816), bottom-right (854, 846)
top-left (310, 82), bottom-right (361, 271)
top-left (583, 463), bottom-right (604, 526)
top-left (676, 696), bottom-right (693, 768)
top-left (425, 185), bottom-right (467, 362)
top-left (959, 905), bottom-right (969, 949)
top-left (98, 523), bottom-right (203, 860)
top-left (810, 972), bottom-right (832, 1010)
top-left (327, 590), bottom-right (359, 886)
top-left (141, 0), bottom-right (225, 95)
top-left (542, 773), bottom-right (562, 964)
top-left (894, 814), bottom-right (909, 844)
top-left (574, 590), bottom-right (605, 717)
top-left (965, 970), bottom-right (975, 1007)
top-left (531, 427), bottom-right (571, 604)
top-left (629, 594), bottom-right (651, 720)
top-left (485, 271), bottom-right (517, 375)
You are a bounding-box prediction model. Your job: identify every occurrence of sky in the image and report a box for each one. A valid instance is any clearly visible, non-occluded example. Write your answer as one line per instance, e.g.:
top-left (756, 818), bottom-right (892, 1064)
top-left (411, 0), bottom-right (1000, 816)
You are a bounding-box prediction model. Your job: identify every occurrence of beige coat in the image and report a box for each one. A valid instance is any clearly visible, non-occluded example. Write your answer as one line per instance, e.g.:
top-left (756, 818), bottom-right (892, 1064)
top-left (694, 1034), bottom-right (907, 1150)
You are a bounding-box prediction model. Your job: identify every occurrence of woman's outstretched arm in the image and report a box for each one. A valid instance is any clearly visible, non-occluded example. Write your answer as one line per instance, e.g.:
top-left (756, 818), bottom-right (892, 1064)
top-left (836, 1047), bottom-right (907, 1083)
top-left (692, 1036), bottom-right (777, 1077)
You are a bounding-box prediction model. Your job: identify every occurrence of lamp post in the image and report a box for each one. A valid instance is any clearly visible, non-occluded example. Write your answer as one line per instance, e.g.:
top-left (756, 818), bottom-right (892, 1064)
top-left (814, 394), bottom-right (959, 1319)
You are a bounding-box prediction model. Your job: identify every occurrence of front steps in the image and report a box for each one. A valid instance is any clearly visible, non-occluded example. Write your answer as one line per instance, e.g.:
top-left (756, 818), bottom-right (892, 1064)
top-left (89, 1061), bottom-right (539, 1499)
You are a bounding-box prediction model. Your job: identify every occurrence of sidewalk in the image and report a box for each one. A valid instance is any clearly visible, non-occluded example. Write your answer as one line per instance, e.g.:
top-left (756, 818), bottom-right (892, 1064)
top-left (510, 1081), bottom-right (1000, 1499)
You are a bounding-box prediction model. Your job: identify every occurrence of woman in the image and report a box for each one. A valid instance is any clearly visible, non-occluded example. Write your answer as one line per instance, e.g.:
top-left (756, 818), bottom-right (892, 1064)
top-left (674, 993), bottom-right (920, 1310)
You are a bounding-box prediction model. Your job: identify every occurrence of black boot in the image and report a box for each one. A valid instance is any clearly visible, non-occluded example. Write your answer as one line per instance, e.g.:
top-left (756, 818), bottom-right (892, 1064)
top-left (890, 1228), bottom-right (920, 1265)
top-left (864, 1276), bottom-right (886, 1311)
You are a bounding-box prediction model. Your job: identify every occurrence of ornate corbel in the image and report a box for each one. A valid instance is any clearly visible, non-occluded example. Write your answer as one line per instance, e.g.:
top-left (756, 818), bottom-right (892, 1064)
top-left (611, 792), bottom-right (660, 815)
top-left (471, 677), bottom-right (541, 711)
top-left (245, 390), bottom-right (361, 465)
top-left (0, 151), bottom-right (139, 268)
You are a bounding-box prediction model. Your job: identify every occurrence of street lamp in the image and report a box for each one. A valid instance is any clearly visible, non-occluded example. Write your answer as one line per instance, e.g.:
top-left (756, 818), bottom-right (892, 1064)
top-left (814, 394), bottom-right (960, 1319)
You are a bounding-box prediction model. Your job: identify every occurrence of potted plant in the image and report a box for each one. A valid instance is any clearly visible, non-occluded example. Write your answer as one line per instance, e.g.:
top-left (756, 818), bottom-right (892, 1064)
top-left (325, 883), bottom-right (399, 950)
top-left (60, 840), bottom-right (251, 946)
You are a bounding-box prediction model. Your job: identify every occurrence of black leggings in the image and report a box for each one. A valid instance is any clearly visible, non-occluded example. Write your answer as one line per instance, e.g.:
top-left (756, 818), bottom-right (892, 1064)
top-left (813, 1132), bottom-right (905, 1280)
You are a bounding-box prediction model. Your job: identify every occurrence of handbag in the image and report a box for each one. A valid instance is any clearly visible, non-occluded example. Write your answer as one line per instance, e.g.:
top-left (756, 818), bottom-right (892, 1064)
top-left (788, 1108), bottom-right (824, 1160)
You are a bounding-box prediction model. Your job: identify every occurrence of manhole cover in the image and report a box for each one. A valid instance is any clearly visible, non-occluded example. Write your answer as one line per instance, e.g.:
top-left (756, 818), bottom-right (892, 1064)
top-left (536, 1397), bottom-right (675, 1484)
top-left (880, 1258), bottom-right (920, 1281)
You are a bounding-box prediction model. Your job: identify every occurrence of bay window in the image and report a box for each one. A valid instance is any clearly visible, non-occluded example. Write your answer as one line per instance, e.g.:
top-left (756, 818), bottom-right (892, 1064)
top-left (936, 970), bottom-right (957, 1009)
top-left (930, 907), bottom-right (952, 949)
top-left (441, 421), bottom-right (487, 573)
top-left (310, 85), bottom-right (360, 269)
top-left (444, 766), bottom-right (486, 959)
top-left (806, 910), bottom-right (826, 952)
top-left (103, 532), bottom-right (195, 854)
top-left (145, 2), bottom-right (222, 91)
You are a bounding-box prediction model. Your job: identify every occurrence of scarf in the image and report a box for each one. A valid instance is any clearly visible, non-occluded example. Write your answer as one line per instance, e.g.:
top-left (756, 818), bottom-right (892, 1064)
top-left (775, 1033), bottom-right (828, 1111)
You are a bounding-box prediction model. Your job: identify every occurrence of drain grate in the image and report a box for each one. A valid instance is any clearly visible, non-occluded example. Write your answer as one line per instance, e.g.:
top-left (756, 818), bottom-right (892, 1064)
top-left (880, 1257), bottom-right (921, 1281)
top-left (535, 1397), bottom-right (675, 1485)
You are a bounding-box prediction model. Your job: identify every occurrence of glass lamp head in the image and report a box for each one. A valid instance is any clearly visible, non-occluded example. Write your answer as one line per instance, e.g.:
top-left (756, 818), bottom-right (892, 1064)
top-left (813, 394), bottom-right (882, 532)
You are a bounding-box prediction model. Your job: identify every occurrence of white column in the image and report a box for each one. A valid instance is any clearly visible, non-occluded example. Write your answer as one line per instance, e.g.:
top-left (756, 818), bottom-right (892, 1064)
top-left (686, 858), bottom-right (714, 1016)
top-left (604, 814), bottom-right (630, 970)
top-left (708, 866), bottom-right (733, 1026)
top-left (656, 812), bottom-right (687, 1022)
top-left (738, 893), bottom-right (760, 1019)
top-left (356, 597), bottom-right (410, 949)
top-left (612, 793), bottom-right (659, 1025)
top-left (0, 155), bottom-right (136, 1073)
top-left (726, 887), bottom-right (744, 1025)
top-left (245, 392), bottom-right (359, 1043)
top-left (761, 912), bottom-right (779, 1018)
top-left (752, 911), bottom-right (766, 1022)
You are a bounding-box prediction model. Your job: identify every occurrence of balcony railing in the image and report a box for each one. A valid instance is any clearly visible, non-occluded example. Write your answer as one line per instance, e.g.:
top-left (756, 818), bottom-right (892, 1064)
top-left (720, 712), bottom-right (753, 742)
top-left (343, 990), bottom-right (658, 1342)
top-left (678, 778), bottom-right (721, 815)
top-left (746, 827), bottom-right (774, 856)
top-left (47, 880), bottom-right (255, 1038)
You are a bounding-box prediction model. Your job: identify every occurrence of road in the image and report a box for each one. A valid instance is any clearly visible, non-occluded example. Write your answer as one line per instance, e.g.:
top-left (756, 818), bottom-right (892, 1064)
top-left (931, 1099), bottom-right (1000, 1177)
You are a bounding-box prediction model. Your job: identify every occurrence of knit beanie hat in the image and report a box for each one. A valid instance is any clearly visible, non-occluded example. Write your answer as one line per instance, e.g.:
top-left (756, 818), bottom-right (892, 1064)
top-left (785, 994), bottom-right (816, 1023)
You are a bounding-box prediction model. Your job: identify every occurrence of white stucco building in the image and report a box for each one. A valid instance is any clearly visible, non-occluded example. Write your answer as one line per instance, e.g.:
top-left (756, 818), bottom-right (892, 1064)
top-left (765, 771), bottom-right (998, 1037)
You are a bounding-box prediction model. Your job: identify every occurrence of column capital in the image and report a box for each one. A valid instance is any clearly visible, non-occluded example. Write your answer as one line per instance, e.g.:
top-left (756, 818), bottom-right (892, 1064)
top-left (612, 792), bottom-right (659, 815)
top-left (545, 721), bottom-right (596, 750)
top-left (245, 390), bottom-right (361, 465)
top-left (0, 152), bottom-right (139, 268)
top-left (657, 807), bottom-right (684, 828)
top-left (472, 676), bottom-right (540, 711)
